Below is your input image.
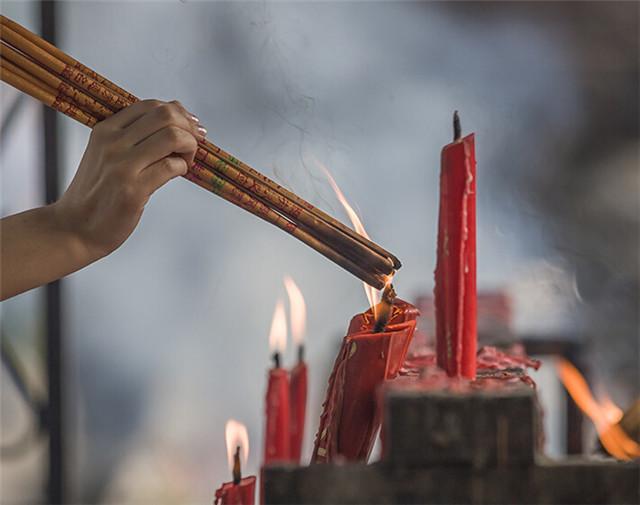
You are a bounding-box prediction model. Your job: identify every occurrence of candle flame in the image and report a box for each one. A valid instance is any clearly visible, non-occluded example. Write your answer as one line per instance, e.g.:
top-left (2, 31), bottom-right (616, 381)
top-left (556, 359), bottom-right (639, 460)
top-left (268, 299), bottom-right (287, 354)
top-left (284, 275), bottom-right (306, 346)
top-left (225, 419), bottom-right (249, 472)
top-left (315, 159), bottom-right (382, 312)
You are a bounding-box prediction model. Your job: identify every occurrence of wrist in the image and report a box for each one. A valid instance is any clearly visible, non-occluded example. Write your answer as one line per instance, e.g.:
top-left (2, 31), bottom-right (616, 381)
top-left (48, 201), bottom-right (105, 265)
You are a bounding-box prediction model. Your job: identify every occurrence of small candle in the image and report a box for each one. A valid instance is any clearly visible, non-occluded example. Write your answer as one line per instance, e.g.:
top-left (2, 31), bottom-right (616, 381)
top-left (214, 420), bottom-right (256, 505)
top-left (289, 350), bottom-right (307, 464)
top-left (284, 276), bottom-right (308, 464)
top-left (263, 300), bottom-right (291, 464)
top-left (435, 111), bottom-right (477, 379)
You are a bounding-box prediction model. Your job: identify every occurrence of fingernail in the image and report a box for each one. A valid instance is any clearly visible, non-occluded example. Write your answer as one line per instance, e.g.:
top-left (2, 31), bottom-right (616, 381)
top-left (190, 114), bottom-right (200, 123)
top-left (197, 126), bottom-right (207, 137)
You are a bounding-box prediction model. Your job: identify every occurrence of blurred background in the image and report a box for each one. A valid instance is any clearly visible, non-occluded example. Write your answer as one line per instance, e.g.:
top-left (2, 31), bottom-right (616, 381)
top-left (1, 1), bottom-right (638, 503)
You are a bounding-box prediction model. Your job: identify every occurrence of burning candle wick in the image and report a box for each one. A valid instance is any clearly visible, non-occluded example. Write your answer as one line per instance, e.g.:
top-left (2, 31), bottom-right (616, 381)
top-left (453, 110), bottom-right (461, 141)
top-left (272, 351), bottom-right (281, 369)
top-left (232, 445), bottom-right (241, 485)
top-left (297, 344), bottom-right (305, 364)
top-left (373, 283), bottom-right (397, 333)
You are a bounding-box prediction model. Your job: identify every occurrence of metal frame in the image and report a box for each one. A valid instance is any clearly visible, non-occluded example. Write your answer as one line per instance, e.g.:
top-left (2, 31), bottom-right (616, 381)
top-left (0, 5), bottom-right (64, 500)
top-left (40, 1), bottom-right (65, 503)
top-left (522, 337), bottom-right (586, 455)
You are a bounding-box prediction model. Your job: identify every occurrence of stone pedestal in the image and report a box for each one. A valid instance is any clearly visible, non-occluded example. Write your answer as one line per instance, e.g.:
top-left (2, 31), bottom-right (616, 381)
top-left (263, 381), bottom-right (639, 504)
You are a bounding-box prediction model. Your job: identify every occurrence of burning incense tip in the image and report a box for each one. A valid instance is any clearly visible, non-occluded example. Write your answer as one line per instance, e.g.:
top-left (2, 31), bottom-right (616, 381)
top-left (373, 283), bottom-right (397, 332)
top-left (232, 445), bottom-right (241, 485)
top-left (453, 110), bottom-right (461, 141)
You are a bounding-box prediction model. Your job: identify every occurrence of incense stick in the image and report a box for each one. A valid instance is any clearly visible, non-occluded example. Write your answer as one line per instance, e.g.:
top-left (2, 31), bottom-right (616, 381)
top-left (0, 19), bottom-right (394, 275)
top-left (0, 15), bottom-right (398, 288)
top-left (0, 10), bottom-right (402, 270)
top-left (0, 61), bottom-right (97, 127)
top-left (0, 16), bottom-right (400, 270)
top-left (0, 14), bottom-right (137, 104)
top-left (0, 42), bottom-right (110, 119)
top-left (199, 139), bottom-right (402, 270)
top-left (0, 59), bottom-right (386, 288)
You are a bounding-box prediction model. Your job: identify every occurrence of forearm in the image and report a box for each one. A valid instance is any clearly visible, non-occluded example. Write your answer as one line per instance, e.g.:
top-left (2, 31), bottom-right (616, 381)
top-left (0, 204), bottom-right (99, 300)
top-left (1, 101), bottom-right (200, 301)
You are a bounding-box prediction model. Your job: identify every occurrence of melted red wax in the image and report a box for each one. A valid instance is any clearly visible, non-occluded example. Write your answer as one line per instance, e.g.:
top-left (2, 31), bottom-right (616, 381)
top-left (214, 476), bottom-right (256, 505)
top-left (476, 344), bottom-right (541, 372)
top-left (347, 298), bottom-right (420, 335)
top-left (400, 344), bottom-right (540, 389)
top-left (312, 299), bottom-right (419, 463)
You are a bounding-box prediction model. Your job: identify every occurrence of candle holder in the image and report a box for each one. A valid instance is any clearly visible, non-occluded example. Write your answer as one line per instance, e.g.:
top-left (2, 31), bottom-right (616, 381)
top-left (264, 356), bottom-right (640, 504)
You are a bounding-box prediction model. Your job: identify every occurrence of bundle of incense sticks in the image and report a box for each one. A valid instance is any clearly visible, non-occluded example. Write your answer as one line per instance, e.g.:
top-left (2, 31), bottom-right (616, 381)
top-left (0, 15), bottom-right (399, 289)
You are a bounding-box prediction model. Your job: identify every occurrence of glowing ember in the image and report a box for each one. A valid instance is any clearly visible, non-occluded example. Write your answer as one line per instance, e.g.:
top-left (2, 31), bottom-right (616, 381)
top-left (556, 358), bottom-right (639, 460)
top-left (268, 300), bottom-right (287, 355)
top-left (284, 275), bottom-right (306, 346)
top-left (315, 159), bottom-right (389, 313)
top-left (225, 419), bottom-right (249, 472)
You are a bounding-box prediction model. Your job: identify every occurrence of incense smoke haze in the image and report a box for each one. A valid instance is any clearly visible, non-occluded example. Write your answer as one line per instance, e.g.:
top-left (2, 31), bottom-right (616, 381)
top-left (1, 2), bottom-right (637, 503)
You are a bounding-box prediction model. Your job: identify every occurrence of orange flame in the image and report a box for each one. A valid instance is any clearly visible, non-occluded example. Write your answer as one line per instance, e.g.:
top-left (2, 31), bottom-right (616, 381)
top-left (225, 419), bottom-right (249, 472)
top-left (268, 299), bottom-right (287, 354)
top-left (601, 393), bottom-right (624, 425)
top-left (315, 159), bottom-right (382, 312)
top-left (284, 275), bottom-right (306, 346)
top-left (556, 358), bottom-right (639, 460)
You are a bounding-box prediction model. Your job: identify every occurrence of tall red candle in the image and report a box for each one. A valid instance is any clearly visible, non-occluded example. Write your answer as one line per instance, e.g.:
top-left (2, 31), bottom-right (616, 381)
top-left (214, 420), bottom-right (256, 505)
top-left (263, 300), bottom-right (291, 464)
top-left (435, 112), bottom-right (477, 379)
top-left (284, 275), bottom-right (308, 464)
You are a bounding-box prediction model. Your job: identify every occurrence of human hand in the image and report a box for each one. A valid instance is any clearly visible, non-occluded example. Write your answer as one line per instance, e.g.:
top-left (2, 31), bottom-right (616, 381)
top-left (53, 99), bottom-right (206, 260)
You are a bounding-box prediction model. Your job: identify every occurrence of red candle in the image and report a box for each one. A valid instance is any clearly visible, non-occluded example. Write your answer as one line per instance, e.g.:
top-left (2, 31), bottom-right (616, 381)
top-left (435, 111), bottom-right (477, 379)
top-left (289, 355), bottom-right (307, 463)
top-left (284, 275), bottom-right (308, 464)
top-left (263, 300), bottom-right (291, 464)
top-left (214, 420), bottom-right (256, 505)
top-left (214, 478), bottom-right (256, 505)
top-left (312, 294), bottom-right (418, 463)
